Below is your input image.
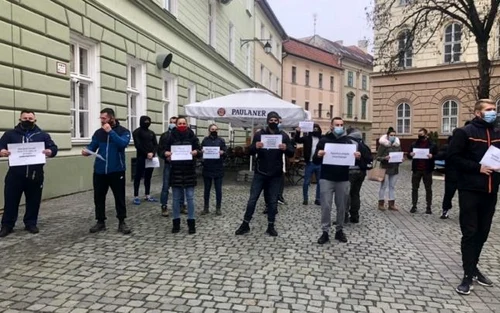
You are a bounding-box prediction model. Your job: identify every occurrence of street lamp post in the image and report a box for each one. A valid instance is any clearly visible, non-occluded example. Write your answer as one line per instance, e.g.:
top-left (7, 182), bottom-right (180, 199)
top-left (240, 38), bottom-right (273, 54)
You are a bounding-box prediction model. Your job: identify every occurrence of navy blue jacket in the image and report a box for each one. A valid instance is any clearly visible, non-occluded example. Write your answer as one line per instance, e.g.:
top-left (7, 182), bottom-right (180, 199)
top-left (86, 122), bottom-right (131, 175)
top-left (250, 128), bottom-right (295, 177)
top-left (0, 124), bottom-right (58, 176)
top-left (201, 135), bottom-right (227, 178)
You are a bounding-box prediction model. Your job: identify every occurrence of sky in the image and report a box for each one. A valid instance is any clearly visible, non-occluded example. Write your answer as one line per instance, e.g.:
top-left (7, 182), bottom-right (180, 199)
top-left (267, 0), bottom-right (374, 50)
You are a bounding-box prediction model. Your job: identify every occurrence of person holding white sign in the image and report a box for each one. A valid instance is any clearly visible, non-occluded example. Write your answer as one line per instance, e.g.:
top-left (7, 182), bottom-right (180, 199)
top-left (376, 127), bottom-right (402, 211)
top-left (163, 116), bottom-right (202, 234)
top-left (201, 124), bottom-right (227, 216)
top-left (313, 117), bottom-right (361, 245)
top-left (0, 110), bottom-right (58, 238)
top-left (448, 99), bottom-right (500, 295)
top-left (407, 128), bottom-right (438, 214)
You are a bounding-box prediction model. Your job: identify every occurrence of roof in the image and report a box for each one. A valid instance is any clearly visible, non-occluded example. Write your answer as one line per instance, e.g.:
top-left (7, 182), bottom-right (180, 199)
top-left (282, 38), bottom-right (343, 70)
top-left (256, 0), bottom-right (287, 39)
top-left (300, 35), bottom-right (373, 66)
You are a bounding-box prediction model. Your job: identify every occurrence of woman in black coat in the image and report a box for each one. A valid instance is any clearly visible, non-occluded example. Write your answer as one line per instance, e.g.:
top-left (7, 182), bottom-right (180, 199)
top-left (201, 124), bottom-right (227, 215)
top-left (164, 117), bottom-right (202, 234)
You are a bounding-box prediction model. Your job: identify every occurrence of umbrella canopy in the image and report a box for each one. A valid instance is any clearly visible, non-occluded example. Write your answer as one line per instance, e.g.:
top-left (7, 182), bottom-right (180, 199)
top-left (184, 88), bottom-right (308, 128)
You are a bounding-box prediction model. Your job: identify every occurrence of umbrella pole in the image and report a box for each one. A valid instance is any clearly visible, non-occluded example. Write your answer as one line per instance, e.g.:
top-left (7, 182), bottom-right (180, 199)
top-left (249, 118), bottom-right (254, 171)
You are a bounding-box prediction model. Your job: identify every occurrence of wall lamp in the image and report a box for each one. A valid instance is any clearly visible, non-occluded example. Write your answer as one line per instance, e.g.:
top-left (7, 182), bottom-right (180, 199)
top-left (240, 38), bottom-right (272, 54)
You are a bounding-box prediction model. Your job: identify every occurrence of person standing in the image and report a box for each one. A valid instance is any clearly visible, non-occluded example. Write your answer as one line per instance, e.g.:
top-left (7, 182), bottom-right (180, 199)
top-left (294, 123), bottom-right (323, 205)
top-left (315, 117), bottom-right (361, 244)
top-left (0, 110), bottom-right (58, 237)
top-left (407, 128), bottom-right (438, 214)
top-left (82, 108), bottom-right (132, 235)
top-left (448, 99), bottom-right (500, 295)
top-left (132, 115), bottom-right (158, 205)
top-left (235, 112), bottom-right (295, 237)
top-left (158, 116), bottom-right (179, 217)
top-left (376, 128), bottom-right (402, 211)
top-left (201, 124), bottom-right (227, 215)
top-left (163, 116), bottom-right (201, 234)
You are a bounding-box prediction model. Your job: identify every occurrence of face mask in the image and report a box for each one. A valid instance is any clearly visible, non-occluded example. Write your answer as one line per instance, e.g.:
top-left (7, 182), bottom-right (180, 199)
top-left (483, 111), bottom-right (497, 123)
top-left (333, 126), bottom-right (344, 135)
top-left (389, 136), bottom-right (396, 143)
top-left (169, 123), bottom-right (175, 130)
top-left (141, 122), bottom-right (150, 129)
top-left (210, 131), bottom-right (217, 137)
top-left (177, 125), bottom-right (187, 132)
top-left (20, 120), bottom-right (34, 129)
top-left (268, 122), bottom-right (278, 130)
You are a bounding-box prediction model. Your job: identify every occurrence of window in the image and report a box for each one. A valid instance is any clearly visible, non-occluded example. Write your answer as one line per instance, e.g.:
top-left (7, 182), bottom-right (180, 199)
top-left (347, 97), bottom-right (353, 118)
top-left (228, 23), bottom-right (235, 63)
top-left (188, 83), bottom-right (197, 134)
top-left (319, 73), bottom-right (323, 89)
top-left (361, 95), bottom-right (368, 120)
top-left (208, 1), bottom-right (216, 47)
top-left (162, 73), bottom-right (178, 132)
top-left (442, 100), bottom-right (458, 133)
top-left (246, 44), bottom-right (251, 76)
top-left (444, 23), bottom-right (462, 63)
top-left (70, 35), bottom-right (98, 141)
top-left (398, 30), bottom-right (413, 68)
top-left (269, 34), bottom-right (274, 56)
top-left (329, 105), bottom-right (333, 118)
top-left (397, 103), bottom-right (411, 134)
top-left (347, 71), bottom-right (353, 87)
top-left (260, 65), bottom-right (264, 85)
top-left (127, 58), bottom-right (145, 131)
top-left (275, 77), bottom-right (279, 94)
top-left (291, 100), bottom-right (296, 104)
top-left (305, 70), bottom-right (310, 86)
top-left (292, 66), bottom-right (296, 83)
top-left (362, 75), bottom-right (367, 90)
top-left (399, 0), bottom-right (411, 5)
top-left (318, 103), bottom-right (322, 118)
top-left (362, 132), bottom-right (366, 142)
top-left (162, 0), bottom-right (177, 15)
top-left (260, 23), bottom-right (265, 39)
top-left (305, 101), bottom-right (309, 111)
top-left (330, 76), bottom-right (334, 91)
top-left (497, 99), bottom-right (500, 113)
top-left (269, 72), bottom-right (273, 90)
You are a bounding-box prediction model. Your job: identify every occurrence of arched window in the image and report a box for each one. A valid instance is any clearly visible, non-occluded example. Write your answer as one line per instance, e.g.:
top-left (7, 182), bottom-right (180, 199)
top-left (442, 100), bottom-right (458, 133)
top-left (444, 23), bottom-right (462, 63)
top-left (397, 103), bottom-right (411, 134)
top-left (496, 98), bottom-right (500, 113)
top-left (398, 30), bottom-right (413, 68)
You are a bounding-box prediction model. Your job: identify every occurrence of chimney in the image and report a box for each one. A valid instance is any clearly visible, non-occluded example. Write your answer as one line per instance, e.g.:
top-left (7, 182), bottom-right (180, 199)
top-left (334, 40), bottom-right (343, 45)
top-left (358, 40), bottom-right (368, 53)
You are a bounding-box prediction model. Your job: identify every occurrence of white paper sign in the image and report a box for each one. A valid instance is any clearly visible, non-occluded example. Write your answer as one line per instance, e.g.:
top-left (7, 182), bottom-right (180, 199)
top-left (389, 152), bottom-right (404, 163)
top-left (413, 148), bottom-right (430, 159)
top-left (203, 146), bottom-right (220, 159)
top-left (299, 121), bottom-right (314, 133)
top-left (145, 157), bottom-right (160, 168)
top-left (171, 145), bottom-right (193, 161)
top-left (261, 135), bottom-right (282, 149)
top-left (83, 148), bottom-right (106, 161)
top-left (480, 145), bottom-right (500, 169)
top-left (323, 143), bottom-right (356, 166)
top-left (8, 142), bottom-right (46, 167)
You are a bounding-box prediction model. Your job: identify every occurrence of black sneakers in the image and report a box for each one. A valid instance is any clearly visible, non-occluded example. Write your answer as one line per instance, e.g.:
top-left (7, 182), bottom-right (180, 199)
top-left (317, 231), bottom-right (329, 244)
top-left (235, 221), bottom-right (250, 235)
top-left (334, 230), bottom-right (347, 243)
top-left (314, 200), bottom-right (321, 206)
top-left (118, 221), bottom-right (131, 234)
top-left (440, 209), bottom-right (449, 219)
top-left (425, 207), bottom-right (432, 214)
top-left (456, 276), bottom-right (473, 295)
top-left (410, 206), bottom-right (417, 213)
top-left (303, 200), bottom-right (308, 205)
top-left (89, 222), bottom-right (106, 233)
top-left (474, 270), bottom-right (494, 287)
top-left (0, 226), bottom-right (13, 238)
top-left (24, 225), bottom-right (39, 234)
top-left (265, 223), bottom-right (278, 236)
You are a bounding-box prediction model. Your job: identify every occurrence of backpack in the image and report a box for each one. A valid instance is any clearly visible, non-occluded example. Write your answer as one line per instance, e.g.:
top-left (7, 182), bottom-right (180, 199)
top-left (352, 137), bottom-right (373, 170)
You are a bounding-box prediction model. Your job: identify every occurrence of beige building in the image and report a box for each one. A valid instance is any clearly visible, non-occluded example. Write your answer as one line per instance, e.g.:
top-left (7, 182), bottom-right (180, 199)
top-left (371, 0), bottom-right (500, 150)
top-left (282, 38), bottom-right (343, 132)
top-left (301, 35), bottom-right (374, 145)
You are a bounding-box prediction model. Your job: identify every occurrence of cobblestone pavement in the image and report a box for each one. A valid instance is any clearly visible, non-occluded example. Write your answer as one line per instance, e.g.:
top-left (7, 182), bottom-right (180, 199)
top-left (0, 163), bottom-right (499, 313)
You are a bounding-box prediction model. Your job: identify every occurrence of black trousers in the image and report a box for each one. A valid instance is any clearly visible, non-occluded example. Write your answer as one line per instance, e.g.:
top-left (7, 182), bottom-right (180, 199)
top-left (94, 171), bottom-right (127, 222)
top-left (347, 170), bottom-right (366, 219)
top-left (133, 156), bottom-right (154, 197)
top-left (1, 170), bottom-right (44, 228)
top-left (411, 170), bottom-right (433, 207)
top-left (442, 179), bottom-right (458, 211)
top-left (458, 190), bottom-right (497, 277)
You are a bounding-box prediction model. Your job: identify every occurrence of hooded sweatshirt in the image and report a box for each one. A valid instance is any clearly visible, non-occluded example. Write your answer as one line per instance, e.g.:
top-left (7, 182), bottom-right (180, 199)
top-left (313, 130), bottom-right (353, 182)
top-left (132, 116), bottom-right (158, 158)
top-left (348, 129), bottom-right (372, 171)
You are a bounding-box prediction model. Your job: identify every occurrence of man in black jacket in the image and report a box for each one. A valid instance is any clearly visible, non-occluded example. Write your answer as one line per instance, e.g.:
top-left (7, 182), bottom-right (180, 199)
top-left (0, 110), bottom-right (58, 237)
top-left (235, 111), bottom-right (295, 237)
top-left (132, 115), bottom-right (158, 205)
top-left (294, 123), bottom-right (322, 205)
top-left (448, 99), bottom-right (500, 295)
top-left (407, 128), bottom-right (438, 214)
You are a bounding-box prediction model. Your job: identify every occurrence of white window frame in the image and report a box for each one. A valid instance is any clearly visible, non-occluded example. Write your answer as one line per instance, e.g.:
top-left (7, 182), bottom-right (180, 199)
top-left (162, 0), bottom-right (178, 16)
top-left (397, 102), bottom-right (411, 134)
top-left (347, 71), bottom-right (353, 87)
top-left (229, 22), bottom-right (235, 63)
top-left (442, 100), bottom-right (459, 134)
top-left (208, 1), bottom-right (217, 47)
top-left (330, 76), bottom-right (334, 91)
top-left (269, 34), bottom-right (274, 56)
top-left (444, 23), bottom-right (462, 63)
top-left (187, 82), bottom-right (197, 134)
top-left (162, 73), bottom-right (178, 132)
top-left (275, 77), bottom-right (279, 94)
top-left (246, 44), bottom-right (252, 77)
top-left (398, 30), bottom-right (413, 68)
top-left (126, 57), bottom-right (146, 133)
top-left (260, 65), bottom-right (264, 85)
top-left (269, 72), bottom-right (273, 90)
top-left (70, 33), bottom-right (100, 143)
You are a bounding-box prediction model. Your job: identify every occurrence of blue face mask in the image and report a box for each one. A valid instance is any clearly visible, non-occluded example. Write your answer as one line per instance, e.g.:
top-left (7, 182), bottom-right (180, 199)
top-left (333, 126), bottom-right (344, 135)
top-left (483, 111), bottom-right (497, 123)
top-left (169, 123), bottom-right (175, 130)
top-left (389, 136), bottom-right (396, 143)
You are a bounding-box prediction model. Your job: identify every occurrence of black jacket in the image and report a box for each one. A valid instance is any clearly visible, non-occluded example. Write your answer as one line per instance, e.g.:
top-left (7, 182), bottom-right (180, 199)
top-left (448, 118), bottom-right (500, 194)
top-left (165, 128), bottom-right (201, 187)
top-left (132, 117), bottom-right (158, 158)
top-left (0, 124), bottom-right (58, 177)
top-left (313, 132), bottom-right (353, 182)
top-left (434, 136), bottom-right (457, 182)
top-left (294, 124), bottom-right (322, 162)
top-left (158, 129), bottom-right (174, 163)
top-left (407, 139), bottom-right (438, 173)
top-left (250, 128), bottom-right (295, 177)
top-left (201, 135), bottom-right (227, 178)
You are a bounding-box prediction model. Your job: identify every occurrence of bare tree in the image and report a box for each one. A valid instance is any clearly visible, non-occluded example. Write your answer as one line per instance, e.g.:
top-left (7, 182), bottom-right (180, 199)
top-left (368, 0), bottom-right (500, 98)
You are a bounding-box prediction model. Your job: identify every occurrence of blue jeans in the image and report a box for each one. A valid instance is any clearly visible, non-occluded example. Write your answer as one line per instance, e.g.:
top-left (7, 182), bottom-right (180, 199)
top-left (161, 163), bottom-right (185, 207)
top-left (172, 187), bottom-right (195, 219)
top-left (243, 172), bottom-right (280, 224)
top-left (303, 162), bottom-right (321, 202)
top-left (203, 176), bottom-right (223, 208)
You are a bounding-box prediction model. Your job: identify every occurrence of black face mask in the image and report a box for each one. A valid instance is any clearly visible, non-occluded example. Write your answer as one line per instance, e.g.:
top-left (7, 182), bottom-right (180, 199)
top-left (141, 122), bottom-right (150, 129)
top-left (210, 131), bottom-right (217, 137)
top-left (268, 122), bottom-right (278, 130)
top-left (21, 120), bottom-right (34, 129)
